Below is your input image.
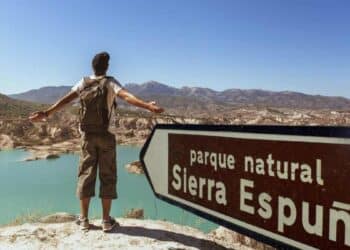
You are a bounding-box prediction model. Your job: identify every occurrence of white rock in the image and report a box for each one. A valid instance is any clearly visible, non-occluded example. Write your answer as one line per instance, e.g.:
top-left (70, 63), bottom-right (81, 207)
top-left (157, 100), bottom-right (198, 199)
top-left (0, 134), bottom-right (14, 150)
top-left (125, 161), bottom-right (144, 175)
top-left (38, 213), bottom-right (76, 223)
top-left (0, 216), bottom-right (249, 250)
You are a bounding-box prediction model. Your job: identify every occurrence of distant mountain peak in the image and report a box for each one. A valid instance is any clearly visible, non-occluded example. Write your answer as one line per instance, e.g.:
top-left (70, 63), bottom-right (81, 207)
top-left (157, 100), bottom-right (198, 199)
top-left (143, 80), bottom-right (165, 85)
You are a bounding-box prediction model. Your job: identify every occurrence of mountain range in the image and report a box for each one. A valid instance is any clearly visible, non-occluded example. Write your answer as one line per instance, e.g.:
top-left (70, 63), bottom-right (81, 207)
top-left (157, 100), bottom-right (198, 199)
top-left (9, 81), bottom-right (350, 110)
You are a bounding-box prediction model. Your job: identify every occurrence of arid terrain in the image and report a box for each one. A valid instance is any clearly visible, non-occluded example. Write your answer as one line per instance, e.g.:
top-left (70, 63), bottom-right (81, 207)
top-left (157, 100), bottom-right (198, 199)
top-left (1, 106), bottom-right (350, 160)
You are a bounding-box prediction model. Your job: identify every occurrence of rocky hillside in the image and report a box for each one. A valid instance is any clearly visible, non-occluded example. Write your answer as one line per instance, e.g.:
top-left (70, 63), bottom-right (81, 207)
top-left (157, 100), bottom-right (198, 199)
top-left (1, 107), bottom-right (350, 161)
top-left (1, 107), bottom-right (350, 149)
top-left (10, 81), bottom-right (350, 109)
top-left (0, 93), bottom-right (47, 118)
top-left (10, 86), bottom-right (71, 104)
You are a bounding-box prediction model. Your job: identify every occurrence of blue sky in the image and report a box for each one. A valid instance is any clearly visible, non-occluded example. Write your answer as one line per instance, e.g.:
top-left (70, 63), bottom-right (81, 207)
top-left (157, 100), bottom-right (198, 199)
top-left (0, 0), bottom-right (349, 97)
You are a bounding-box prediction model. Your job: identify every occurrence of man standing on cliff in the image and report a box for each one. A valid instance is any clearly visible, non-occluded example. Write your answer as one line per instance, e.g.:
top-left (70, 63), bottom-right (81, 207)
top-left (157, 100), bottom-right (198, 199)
top-left (29, 52), bottom-right (164, 231)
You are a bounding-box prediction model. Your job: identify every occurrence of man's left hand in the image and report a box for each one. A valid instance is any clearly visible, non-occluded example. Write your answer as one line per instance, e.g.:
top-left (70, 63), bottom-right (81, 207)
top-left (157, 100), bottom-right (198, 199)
top-left (29, 111), bottom-right (48, 122)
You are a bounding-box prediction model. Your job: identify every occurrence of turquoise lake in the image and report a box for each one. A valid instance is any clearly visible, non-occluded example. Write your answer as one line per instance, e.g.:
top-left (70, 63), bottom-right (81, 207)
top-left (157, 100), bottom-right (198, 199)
top-left (0, 146), bottom-right (217, 232)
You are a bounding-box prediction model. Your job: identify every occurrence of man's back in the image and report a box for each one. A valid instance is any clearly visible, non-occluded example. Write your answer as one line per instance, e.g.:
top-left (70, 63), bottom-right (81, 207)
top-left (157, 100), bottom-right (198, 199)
top-left (72, 75), bottom-right (123, 135)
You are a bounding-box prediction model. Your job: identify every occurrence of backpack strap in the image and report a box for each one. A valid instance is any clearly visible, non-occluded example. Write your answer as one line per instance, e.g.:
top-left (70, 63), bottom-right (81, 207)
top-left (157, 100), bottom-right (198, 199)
top-left (80, 76), bottom-right (106, 93)
top-left (108, 99), bottom-right (117, 123)
top-left (99, 77), bottom-right (109, 89)
top-left (98, 77), bottom-right (116, 123)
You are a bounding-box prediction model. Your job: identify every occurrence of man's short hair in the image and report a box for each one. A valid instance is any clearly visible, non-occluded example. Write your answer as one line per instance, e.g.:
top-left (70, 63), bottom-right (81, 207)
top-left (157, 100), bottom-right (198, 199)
top-left (92, 52), bottom-right (110, 74)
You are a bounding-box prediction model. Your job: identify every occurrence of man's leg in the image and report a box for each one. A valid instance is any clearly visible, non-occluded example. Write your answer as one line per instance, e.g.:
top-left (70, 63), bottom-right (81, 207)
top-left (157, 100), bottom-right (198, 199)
top-left (80, 198), bottom-right (91, 219)
top-left (76, 134), bottom-right (98, 228)
top-left (101, 198), bottom-right (112, 221)
top-left (98, 133), bottom-right (117, 231)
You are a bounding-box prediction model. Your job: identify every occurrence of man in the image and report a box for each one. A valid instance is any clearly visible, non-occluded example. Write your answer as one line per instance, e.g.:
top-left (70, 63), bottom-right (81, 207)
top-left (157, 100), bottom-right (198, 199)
top-left (29, 52), bottom-right (164, 232)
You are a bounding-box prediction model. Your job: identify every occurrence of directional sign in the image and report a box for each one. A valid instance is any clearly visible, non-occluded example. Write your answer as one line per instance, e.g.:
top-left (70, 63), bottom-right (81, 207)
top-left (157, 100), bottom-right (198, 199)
top-left (140, 124), bottom-right (350, 250)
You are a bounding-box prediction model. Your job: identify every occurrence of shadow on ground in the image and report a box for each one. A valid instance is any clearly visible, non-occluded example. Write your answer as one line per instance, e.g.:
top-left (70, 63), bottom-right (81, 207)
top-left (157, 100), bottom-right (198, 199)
top-left (89, 223), bottom-right (235, 250)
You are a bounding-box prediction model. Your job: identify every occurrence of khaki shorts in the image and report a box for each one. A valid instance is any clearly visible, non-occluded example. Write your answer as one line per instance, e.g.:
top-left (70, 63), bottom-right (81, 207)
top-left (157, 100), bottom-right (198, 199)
top-left (76, 132), bottom-right (117, 199)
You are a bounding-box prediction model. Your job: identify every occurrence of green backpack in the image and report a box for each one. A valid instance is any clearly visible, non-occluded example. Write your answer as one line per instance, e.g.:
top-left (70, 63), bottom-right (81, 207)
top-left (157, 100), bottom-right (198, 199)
top-left (78, 77), bottom-right (114, 134)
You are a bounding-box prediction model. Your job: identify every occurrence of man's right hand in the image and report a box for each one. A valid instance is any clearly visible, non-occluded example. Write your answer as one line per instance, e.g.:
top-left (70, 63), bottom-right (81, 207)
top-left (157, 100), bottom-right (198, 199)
top-left (29, 111), bottom-right (48, 122)
top-left (147, 101), bottom-right (164, 113)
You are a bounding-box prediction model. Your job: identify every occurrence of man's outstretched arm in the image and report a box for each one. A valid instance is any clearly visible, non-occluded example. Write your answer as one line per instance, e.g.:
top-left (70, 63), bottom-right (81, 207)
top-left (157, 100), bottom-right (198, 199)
top-left (29, 91), bottom-right (79, 122)
top-left (117, 89), bottom-right (164, 113)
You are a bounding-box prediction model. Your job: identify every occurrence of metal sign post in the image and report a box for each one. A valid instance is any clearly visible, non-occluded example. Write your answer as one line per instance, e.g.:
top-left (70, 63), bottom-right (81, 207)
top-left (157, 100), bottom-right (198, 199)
top-left (140, 124), bottom-right (350, 250)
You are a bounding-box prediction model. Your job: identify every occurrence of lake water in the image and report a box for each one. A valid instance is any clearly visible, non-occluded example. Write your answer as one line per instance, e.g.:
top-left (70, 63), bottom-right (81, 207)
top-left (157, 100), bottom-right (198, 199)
top-left (0, 146), bottom-right (217, 233)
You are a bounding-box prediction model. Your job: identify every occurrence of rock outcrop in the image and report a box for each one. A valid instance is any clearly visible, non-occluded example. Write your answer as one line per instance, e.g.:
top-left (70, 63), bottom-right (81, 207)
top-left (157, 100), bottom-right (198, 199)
top-left (38, 213), bottom-right (77, 224)
top-left (0, 214), bottom-right (252, 250)
top-left (23, 139), bottom-right (81, 161)
top-left (0, 134), bottom-right (14, 150)
top-left (125, 161), bottom-right (144, 175)
top-left (124, 208), bottom-right (144, 219)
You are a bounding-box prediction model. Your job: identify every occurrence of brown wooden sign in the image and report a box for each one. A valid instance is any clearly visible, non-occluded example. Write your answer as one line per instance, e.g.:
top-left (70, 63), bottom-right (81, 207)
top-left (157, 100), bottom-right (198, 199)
top-left (141, 124), bottom-right (350, 250)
